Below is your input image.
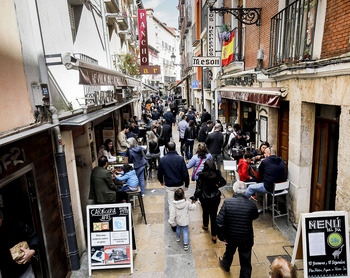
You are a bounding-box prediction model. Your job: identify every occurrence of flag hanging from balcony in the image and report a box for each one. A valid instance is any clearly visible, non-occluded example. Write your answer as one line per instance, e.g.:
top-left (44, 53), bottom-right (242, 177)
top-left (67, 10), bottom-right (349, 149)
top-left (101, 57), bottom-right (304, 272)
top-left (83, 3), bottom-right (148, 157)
top-left (221, 30), bottom-right (235, 66)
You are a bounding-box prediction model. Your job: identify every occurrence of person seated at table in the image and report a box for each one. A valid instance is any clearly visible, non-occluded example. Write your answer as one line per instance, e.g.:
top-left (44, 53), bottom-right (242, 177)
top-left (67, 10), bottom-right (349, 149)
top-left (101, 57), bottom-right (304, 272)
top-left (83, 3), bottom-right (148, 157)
top-left (238, 152), bottom-right (259, 183)
top-left (129, 119), bottom-right (140, 137)
top-left (230, 130), bottom-right (250, 149)
top-left (246, 147), bottom-right (286, 199)
top-left (253, 141), bottom-right (270, 161)
top-left (125, 123), bottom-right (138, 139)
top-left (115, 164), bottom-right (139, 192)
top-left (98, 139), bottom-right (116, 162)
top-left (146, 130), bottom-right (160, 167)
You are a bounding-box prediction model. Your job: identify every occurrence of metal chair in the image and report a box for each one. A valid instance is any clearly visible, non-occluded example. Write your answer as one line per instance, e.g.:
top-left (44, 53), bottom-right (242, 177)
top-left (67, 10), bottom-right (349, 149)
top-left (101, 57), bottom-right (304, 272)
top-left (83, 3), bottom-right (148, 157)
top-left (262, 181), bottom-right (290, 229)
top-left (126, 189), bottom-right (147, 224)
top-left (223, 160), bottom-right (237, 186)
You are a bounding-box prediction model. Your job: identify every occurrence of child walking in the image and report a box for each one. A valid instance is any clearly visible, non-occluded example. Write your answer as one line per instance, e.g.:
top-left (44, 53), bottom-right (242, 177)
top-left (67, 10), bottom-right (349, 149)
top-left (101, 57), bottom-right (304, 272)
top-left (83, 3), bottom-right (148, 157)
top-left (115, 164), bottom-right (139, 192)
top-left (169, 188), bottom-right (196, 251)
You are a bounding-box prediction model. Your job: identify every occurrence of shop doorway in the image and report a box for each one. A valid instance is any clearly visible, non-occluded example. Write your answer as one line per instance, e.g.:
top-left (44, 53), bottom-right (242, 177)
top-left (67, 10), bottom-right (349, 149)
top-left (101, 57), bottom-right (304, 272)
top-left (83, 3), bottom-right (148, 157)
top-left (0, 165), bottom-right (48, 277)
top-left (239, 102), bottom-right (256, 145)
top-left (310, 105), bottom-right (339, 212)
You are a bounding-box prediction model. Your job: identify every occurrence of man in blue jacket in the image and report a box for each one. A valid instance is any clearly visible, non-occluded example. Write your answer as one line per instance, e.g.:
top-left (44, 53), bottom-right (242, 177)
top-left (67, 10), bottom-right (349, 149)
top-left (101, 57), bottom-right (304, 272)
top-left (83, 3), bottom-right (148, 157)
top-left (158, 141), bottom-right (189, 231)
top-left (246, 147), bottom-right (286, 198)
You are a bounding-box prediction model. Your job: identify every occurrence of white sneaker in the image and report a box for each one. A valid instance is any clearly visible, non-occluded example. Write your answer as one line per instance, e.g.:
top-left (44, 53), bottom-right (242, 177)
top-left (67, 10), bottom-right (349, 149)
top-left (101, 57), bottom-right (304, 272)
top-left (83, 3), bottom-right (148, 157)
top-left (176, 237), bottom-right (180, 242)
top-left (142, 194), bottom-right (145, 198)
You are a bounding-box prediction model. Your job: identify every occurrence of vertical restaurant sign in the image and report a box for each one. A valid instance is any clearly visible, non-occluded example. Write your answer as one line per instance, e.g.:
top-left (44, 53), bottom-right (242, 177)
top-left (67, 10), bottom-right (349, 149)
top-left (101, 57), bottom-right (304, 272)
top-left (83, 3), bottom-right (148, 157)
top-left (122, 0), bottom-right (127, 17)
top-left (138, 9), bottom-right (149, 66)
top-left (207, 8), bottom-right (216, 57)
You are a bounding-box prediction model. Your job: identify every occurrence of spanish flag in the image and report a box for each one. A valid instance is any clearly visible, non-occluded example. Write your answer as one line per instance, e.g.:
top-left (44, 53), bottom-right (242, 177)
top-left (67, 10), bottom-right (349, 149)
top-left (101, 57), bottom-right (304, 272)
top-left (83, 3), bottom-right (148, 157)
top-left (221, 30), bottom-right (235, 66)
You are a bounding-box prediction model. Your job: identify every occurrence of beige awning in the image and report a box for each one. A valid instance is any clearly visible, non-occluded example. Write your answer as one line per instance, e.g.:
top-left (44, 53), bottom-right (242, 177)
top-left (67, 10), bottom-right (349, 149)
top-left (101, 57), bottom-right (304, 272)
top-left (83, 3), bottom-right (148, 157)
top-left (62, 54), bottom-right (141, 87)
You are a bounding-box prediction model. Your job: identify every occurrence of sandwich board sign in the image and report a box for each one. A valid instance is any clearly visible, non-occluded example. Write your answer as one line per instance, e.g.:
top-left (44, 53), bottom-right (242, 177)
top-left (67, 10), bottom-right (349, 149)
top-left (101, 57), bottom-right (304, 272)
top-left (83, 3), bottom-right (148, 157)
top-left (87, 203), bottom-right (133, 276)
top-left (292, 211), bottom-right (349, 277)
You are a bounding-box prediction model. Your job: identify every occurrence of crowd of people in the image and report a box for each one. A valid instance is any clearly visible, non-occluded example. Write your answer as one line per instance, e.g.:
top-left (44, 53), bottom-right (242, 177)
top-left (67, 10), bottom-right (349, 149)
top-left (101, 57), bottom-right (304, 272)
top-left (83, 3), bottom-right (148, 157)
top-left (87, 94), bottom-right (293, 277)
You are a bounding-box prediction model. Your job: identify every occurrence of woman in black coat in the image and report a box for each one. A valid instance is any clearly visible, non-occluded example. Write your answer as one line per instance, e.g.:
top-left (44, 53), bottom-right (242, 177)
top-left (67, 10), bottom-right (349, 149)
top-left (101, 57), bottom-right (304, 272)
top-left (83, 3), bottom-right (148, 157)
top-left (191, 159), bottom-right (226, 243)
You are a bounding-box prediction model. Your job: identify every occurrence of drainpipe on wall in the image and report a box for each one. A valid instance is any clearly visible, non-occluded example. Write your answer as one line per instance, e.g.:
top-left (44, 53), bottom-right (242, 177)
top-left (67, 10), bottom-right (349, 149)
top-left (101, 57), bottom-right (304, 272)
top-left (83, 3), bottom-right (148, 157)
top-left (33, 0), bottom-right (80, 270)
top-left (100, 0), bottom-right (112, 68)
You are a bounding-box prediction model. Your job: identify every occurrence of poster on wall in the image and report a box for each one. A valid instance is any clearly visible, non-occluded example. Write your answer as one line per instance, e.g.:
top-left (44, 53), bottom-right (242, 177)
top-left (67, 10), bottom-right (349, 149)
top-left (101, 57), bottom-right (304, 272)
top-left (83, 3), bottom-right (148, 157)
top-left (87, 204), bottom-right (133, 276)
top-left (259, 116), bottom-right (267, 142)
top-left (292, 211), bottom-right (349, 278)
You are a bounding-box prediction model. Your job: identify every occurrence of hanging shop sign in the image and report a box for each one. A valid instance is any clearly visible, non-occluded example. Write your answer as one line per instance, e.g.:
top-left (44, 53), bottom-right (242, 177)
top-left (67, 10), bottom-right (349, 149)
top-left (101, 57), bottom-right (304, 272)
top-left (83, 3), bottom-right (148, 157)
top-left (192, 56), bottom-right (221, 67)
top-left (207, 8), bottom-right (216, 57)
top-left (138, 9), bottom-right (149, 66)
top-left (139, 65), bottom-right (161, 75)
top-left (292, 211), bottom-right (350, 278)
top-left (87, 204), bottom-right (133, 276)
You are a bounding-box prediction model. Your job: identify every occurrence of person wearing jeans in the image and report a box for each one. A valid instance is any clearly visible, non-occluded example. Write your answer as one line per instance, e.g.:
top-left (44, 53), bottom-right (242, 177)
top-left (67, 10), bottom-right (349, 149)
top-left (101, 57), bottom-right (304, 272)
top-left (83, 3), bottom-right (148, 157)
top-left (128, 138), bottom-right (147, 196)
top-left (205, 123), bottom-right (224, 171)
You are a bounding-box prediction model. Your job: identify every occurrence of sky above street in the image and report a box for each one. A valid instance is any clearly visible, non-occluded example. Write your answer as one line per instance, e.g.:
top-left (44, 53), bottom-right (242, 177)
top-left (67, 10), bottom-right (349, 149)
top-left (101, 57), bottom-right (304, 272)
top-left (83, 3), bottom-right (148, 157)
top-left (143, 0), bottom-right (179, 28)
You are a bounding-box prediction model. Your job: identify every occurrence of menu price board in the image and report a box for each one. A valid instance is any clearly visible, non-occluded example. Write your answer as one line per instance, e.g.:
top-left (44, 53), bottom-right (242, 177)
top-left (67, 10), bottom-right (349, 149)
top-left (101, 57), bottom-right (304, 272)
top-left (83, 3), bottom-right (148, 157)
top-left (292, 211), bottom-right (349, 278)
top-left (87, 204), bottom-right (133, 276)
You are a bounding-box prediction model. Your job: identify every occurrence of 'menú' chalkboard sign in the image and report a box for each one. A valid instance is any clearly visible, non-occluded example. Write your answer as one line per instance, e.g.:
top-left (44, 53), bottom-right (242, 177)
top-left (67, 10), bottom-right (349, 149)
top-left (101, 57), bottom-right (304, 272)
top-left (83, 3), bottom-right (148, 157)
top-left (86, 203), bottom-right (133, 276)
top-left (292, 211), bottom-right (349, 278)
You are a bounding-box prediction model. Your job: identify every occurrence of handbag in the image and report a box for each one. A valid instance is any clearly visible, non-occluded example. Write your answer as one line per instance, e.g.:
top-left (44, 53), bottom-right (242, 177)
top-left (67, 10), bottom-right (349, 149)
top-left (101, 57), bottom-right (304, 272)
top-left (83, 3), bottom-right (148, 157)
top-left (10, 241), bottom-right (29, 263)
top-left (191, 158), bottom-right (203, 181)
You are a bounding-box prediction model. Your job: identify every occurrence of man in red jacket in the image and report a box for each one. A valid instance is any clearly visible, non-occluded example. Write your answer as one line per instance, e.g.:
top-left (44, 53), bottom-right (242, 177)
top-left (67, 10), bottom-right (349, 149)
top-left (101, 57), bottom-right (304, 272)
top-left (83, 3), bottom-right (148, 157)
top-left (238, 152), bottom-right (258, 183)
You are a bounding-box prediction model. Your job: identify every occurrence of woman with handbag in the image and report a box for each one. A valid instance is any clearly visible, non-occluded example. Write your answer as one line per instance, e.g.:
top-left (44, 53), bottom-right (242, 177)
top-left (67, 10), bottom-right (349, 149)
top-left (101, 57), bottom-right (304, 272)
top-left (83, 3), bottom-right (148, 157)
top-left (190, 159), bottom-right (226, 243)
top-left (186, 143), bottom-right (212, 182)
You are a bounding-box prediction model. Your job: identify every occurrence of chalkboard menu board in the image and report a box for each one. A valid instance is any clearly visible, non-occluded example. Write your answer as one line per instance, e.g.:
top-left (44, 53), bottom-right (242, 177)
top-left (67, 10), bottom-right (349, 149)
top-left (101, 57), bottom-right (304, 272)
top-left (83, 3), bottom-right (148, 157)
top-left (86, 204), bottom-right (133, 276)
top-left (292, 211), bottom-right (349, 278)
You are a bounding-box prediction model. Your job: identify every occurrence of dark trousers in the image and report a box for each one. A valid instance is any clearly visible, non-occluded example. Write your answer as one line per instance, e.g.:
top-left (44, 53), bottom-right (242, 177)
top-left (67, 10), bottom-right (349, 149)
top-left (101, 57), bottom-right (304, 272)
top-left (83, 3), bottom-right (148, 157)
top-left (180, 138), bottom-right (186, 157)
top-left (200, 197), bottom-right (220, 236)
top-left (222, 241), bottom-right (253, 277)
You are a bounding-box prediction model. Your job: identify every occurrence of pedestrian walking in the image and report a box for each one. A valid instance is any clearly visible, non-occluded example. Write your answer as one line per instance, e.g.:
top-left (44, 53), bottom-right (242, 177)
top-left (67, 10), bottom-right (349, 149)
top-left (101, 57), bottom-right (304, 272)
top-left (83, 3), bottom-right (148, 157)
top-left (168, 188), bottom-right (196, 251)
top-left (177, 114), bottom-right (189, 157)
top-left (184, 120), bottom-right (197, 160)
top-left (190, 160), bottom-right (226, 243)
top-left (186, 143), bottom-right (212, 182)
top-left (128, 138), bottom-right (147, 196)
top-left (157, 142), bottom-right (189, 232)
top-left (217, 181), bottom-right (259, 276)
top-left (205, 123), bottom-right (224, 170)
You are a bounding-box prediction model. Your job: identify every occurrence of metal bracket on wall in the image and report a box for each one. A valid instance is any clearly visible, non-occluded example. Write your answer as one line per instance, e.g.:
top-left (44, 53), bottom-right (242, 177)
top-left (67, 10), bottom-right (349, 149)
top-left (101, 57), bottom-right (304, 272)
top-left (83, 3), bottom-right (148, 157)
top-left (209, 7), bottom-right (262, 26)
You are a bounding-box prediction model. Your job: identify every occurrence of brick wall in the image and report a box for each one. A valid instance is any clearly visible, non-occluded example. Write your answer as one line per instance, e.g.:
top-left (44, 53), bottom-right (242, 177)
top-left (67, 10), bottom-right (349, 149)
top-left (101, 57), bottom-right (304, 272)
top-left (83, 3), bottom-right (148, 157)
top-left (245, 0), bottom-right (278, 70)
top-left (321, 0), bottom-right (350, 59)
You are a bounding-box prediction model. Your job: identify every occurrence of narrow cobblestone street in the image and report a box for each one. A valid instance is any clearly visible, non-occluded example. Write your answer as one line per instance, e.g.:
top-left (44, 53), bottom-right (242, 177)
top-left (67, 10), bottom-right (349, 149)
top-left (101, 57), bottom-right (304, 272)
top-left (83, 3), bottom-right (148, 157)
top-left (72, 125), bottom-right (303, 278)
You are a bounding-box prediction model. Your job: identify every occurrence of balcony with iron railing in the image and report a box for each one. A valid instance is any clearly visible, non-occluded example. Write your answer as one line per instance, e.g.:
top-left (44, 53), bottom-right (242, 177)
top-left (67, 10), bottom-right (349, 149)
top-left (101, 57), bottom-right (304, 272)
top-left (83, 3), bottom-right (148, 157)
top-left (185, 3), bottom-right (192, 28)
top-left (268, 0), bottom-right (318, 68)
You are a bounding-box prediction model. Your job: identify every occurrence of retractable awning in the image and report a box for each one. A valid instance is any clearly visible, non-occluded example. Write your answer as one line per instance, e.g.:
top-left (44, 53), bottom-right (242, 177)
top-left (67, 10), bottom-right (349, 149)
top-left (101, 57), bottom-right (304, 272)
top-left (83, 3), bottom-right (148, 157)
top-left (168, 75), bottom-right (188, 91)
top-left (60, 98), bottom-right (139, 126)
top-left (220, 86), bottom-right (283, 108)
top-left (62, 54), bottom-right (141, 88)
top-left (142, 83), bottom-right (158, 92)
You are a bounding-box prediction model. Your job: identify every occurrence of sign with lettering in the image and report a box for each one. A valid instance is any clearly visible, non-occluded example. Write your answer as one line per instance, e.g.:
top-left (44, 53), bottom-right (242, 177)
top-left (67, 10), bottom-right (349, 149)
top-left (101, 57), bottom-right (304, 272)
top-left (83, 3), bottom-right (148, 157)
top-left (138, 10), bottom-right (149, 66)
top-left (87, 204), bottom-right (133, 276)
top-left (191, 80), bottom-right (200, 89)
top-left (139, 65), bottom-right (161, 75)
top-left (192, 56), bottom-right (221, 67)
top-left (207, 8), bottom-right (216, 57)
top-left (292, 211), bottom-right (350, 278)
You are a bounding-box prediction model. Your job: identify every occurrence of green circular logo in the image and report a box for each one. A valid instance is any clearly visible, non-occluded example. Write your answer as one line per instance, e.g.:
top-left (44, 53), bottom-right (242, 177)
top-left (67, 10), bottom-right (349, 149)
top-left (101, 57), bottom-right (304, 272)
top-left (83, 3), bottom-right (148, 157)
top-left (328, 233), bottom-right (342, 248)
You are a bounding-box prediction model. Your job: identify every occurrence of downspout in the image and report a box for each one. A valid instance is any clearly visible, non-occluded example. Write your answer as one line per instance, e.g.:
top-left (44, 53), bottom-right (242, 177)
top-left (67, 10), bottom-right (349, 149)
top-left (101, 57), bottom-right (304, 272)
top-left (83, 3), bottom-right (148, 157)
top-left (34, 0), bottom-right (80, 270)
top-left (100, 0), bottom-right (112, 68)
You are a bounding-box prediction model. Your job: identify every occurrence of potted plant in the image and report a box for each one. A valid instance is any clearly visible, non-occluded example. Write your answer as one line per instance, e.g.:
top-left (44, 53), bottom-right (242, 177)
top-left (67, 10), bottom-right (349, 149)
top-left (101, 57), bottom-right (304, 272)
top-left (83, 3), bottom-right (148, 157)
top-left (303, 49), bottom-right (311, 60)
top-left (116, 53), bottom-right (140, 77)
top-left (219, 24), bottom-right (232, 42)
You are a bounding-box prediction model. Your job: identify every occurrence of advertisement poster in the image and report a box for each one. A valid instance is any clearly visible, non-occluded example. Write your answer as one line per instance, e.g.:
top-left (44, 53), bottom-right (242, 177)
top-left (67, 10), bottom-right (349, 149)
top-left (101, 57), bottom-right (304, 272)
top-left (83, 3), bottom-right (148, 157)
top-left (87, 204), bottom-right (133, 276)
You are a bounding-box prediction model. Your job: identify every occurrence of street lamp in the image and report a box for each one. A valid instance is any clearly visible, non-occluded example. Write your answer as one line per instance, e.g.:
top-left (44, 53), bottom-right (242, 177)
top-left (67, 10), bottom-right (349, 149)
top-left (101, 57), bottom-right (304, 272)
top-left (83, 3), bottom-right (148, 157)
top-left (207, 0), bottom-right (261, 26)
top-left (171, 53), bottom-right (183, 67)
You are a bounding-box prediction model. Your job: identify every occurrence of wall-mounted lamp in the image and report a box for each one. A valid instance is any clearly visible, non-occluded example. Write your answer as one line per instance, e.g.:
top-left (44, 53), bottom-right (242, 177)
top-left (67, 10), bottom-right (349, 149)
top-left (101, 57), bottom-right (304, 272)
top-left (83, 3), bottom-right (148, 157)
top-left (171, 53), bottom-right (183, 67)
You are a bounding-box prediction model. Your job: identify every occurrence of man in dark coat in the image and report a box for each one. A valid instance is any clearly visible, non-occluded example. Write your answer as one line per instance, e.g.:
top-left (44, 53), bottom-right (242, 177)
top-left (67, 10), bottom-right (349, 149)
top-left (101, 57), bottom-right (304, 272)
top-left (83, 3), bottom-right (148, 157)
top-left (186, 109), bottom-right (196, 123)
top-left (89, 156), bottom-right (126, 203)
top-left (217, 181), bottom-right (259, 275)
top-left (246, 147), bottom-right (286, 198)
top-left (162, 119), bottom-right (172, 146)
top-left (198, 120), bottom-right (213, 142)
top-left (205, 123), bottom-right (224, 170)
top-left (200, 108), bottom-right (211, 124)
top-left (158, 142), bottom-right (189, 231)
top-left (163, 108), bottom-right (176, 125)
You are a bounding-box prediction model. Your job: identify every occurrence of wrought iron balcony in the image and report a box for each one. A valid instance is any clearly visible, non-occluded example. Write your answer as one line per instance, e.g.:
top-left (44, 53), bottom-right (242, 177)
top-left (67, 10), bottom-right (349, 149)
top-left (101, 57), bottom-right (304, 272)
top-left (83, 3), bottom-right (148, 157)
top-left (268, 0), bottom-right (319, 68)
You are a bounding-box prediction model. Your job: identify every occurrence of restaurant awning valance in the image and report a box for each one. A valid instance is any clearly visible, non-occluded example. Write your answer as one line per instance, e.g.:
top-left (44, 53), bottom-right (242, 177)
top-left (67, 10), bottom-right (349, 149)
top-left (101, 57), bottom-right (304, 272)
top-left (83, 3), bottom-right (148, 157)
top-left (60, 98), bottom-right (139, 126)
top-left (220, 87), bottom-right (282, 108)
top-left (62, 54), bottom-right (141, 88)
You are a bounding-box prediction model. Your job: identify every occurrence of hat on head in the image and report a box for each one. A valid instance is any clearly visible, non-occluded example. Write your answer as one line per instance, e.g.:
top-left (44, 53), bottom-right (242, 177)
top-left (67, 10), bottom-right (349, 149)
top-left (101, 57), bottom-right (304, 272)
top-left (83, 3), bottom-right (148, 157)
top-left (237, 130), bottom-right (243, 136)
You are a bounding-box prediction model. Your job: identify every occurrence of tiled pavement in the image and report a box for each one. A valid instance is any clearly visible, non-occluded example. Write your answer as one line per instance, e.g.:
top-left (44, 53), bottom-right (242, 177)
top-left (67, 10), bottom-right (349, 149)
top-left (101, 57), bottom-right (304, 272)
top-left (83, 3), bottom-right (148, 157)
top-left (72, 126), bottom-right (304, 277)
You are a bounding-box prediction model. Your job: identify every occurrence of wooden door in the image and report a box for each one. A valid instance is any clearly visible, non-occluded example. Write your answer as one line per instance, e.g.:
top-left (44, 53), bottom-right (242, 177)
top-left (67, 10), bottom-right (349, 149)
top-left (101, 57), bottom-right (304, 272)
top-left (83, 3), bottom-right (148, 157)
top-left (278, 102), bottom-right (289, 169)
top-left (310, 119), bottom-right (339, 212)
top-left (310, 122), bottom-right (329, 211)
